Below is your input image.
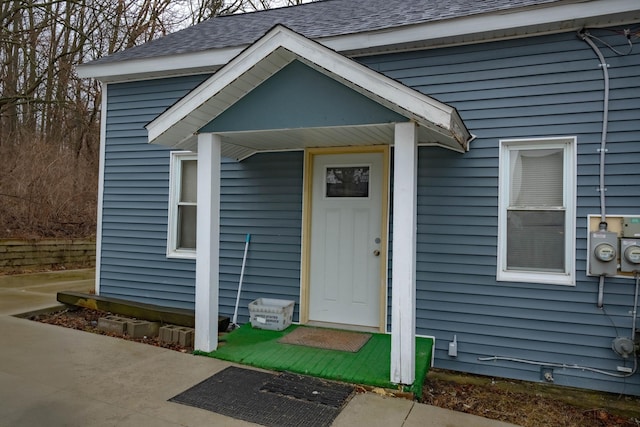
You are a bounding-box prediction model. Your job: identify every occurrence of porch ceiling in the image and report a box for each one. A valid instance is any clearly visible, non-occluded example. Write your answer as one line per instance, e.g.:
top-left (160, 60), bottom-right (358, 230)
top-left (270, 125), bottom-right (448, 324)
top-left (207, 123), bottom-right (454, 161)
top-left (147, 25), bottom-right (472, 160)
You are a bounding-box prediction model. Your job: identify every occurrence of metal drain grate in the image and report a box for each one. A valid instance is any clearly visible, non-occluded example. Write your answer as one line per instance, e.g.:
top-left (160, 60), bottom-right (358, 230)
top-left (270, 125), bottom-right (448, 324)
top-left (169, 366), bottom-right (355, 427)
top-left (261, 371), bottom-right (354, 408)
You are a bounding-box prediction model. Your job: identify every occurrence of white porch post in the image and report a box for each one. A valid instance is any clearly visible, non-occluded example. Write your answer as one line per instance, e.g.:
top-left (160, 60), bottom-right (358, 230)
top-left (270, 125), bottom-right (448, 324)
top-left (194, 133), bottom-right (221, 352)
top-left (390, 121), bottom-right (418, 385)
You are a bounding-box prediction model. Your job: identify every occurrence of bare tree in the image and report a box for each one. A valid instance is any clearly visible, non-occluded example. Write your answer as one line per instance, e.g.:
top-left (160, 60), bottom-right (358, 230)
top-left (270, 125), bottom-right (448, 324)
top-left (0, 0), bottom-right (315, 238)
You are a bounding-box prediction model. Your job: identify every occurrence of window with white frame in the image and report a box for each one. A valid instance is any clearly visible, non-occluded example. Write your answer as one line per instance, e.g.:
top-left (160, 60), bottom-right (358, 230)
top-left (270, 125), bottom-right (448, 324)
top-left (497, 137), bottom-right (576, 285)
top-left (167, 152), bottom-right (197, 258)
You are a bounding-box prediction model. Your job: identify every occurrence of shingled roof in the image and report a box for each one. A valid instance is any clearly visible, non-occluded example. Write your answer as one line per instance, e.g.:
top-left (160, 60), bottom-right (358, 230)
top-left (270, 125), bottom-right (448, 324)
top-left (90, 0), bottom-right (562, 65)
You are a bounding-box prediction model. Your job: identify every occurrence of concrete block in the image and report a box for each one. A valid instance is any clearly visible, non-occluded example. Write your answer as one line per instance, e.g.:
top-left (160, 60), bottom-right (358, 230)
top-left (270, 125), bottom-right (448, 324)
top-left (171, 327), bottom-right (183, 343)
top-left (97, 316), bottom-right (128, 335)
top-left (178, 327), bottom-right (194, 347)
top-left (158, 325), bottom-right (194, 347)
top-left (126, 319), bottom-right (159, 338)
top-left (159, 325), bottom-right (180, 344)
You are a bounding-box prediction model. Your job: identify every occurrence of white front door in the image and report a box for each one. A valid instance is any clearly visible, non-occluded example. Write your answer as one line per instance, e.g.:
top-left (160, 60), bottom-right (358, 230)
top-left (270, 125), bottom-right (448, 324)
top-left (308, 150), bottom-right (386, 328)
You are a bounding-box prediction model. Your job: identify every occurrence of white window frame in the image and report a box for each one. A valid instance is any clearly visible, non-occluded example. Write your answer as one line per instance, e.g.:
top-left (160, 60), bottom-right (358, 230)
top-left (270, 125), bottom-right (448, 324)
top-left (497, 137), bottom-right (576, 286)
top-left (167, 151), bottom-right (197, 259)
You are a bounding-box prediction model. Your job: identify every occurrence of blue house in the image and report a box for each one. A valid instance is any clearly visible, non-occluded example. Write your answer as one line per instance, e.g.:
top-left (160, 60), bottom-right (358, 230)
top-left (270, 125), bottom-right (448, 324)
top-left (78, 0), bottom-right (640, 395)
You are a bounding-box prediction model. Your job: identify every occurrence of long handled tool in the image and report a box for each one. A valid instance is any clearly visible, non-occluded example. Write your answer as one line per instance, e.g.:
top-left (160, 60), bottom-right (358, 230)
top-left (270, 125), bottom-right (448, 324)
top-left (231, 233), bottom-right (251, 329)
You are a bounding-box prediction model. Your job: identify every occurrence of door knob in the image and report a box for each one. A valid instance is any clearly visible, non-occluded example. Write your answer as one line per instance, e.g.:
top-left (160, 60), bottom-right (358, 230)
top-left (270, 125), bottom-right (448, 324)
top-left (373, 249), bottom-right (380, 256)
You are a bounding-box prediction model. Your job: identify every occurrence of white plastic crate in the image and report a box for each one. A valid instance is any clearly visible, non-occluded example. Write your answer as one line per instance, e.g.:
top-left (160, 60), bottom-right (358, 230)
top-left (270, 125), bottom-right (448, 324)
top-left (248, 298), bottom-right (294, 331)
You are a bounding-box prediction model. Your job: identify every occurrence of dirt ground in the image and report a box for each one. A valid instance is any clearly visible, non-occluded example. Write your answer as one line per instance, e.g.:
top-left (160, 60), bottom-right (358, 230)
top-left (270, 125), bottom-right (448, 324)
top-left (31, 307), bottom-right (640, 427)
top-left (424, 369), bottom-right (640, 427)
top-left (30, 307), bottom-right (192, 353)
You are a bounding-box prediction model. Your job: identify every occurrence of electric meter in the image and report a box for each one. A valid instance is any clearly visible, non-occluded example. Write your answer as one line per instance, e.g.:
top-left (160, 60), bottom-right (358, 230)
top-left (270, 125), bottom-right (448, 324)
top-left (589, 231), bottom-right (618, 276)
top-left (620, 239), bottom-right (640, 273)
top-left (625, 246), bottom-right (640, 264)
top-left (594, 243), bottom-right (616, 262)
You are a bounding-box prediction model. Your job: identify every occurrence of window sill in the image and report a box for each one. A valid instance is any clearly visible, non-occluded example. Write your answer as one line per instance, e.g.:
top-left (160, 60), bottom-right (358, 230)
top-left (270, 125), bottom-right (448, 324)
top-left (167, 249), bottom-right (196, 260)
top-left (497, 270), bottom-right (574, 286)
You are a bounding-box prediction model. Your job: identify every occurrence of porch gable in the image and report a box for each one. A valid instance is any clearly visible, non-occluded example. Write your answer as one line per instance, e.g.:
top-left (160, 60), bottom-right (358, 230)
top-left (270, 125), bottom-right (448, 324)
top-left (199, 60), bottom-right (406, 133)
top-left (146, 25), bottom-right (472, 160)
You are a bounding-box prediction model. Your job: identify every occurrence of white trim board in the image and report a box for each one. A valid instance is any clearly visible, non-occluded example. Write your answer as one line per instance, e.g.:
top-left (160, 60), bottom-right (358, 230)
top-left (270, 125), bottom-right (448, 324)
top-left (496, 136), bottom-right (577, 286)
top-left (94, 82), bottom-right (107, 295)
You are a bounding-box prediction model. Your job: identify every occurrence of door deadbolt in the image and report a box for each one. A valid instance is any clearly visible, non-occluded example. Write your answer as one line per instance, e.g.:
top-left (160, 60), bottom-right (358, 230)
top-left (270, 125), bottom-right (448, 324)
top-left (373, 249), bottom-right (380, 256)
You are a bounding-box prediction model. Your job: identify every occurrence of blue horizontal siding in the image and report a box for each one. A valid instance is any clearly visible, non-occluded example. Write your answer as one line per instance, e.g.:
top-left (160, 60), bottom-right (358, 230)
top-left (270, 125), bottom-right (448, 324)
top-left (217, 152), bottom-right (304, 322)
top-left (100, 76), bottom-right (205, 308)
top-left (362, 29), bottom-right (640, 395)
top-left (102, 75), bottom-right (303, 317)
top-left (201, 60), bottom-right (404, 132)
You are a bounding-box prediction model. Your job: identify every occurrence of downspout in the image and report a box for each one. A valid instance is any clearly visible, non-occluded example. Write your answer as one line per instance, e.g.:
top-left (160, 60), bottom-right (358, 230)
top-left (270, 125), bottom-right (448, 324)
top-left (579, 31), bottom-right (610, 308)
top-left (633, 273), bottom-right (639, 347)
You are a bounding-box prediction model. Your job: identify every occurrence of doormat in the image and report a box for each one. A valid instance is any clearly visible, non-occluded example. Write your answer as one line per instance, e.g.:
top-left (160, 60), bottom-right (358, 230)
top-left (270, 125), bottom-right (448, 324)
top-left (278, 327), bottom-right (372, 352)
top-left (169, 366), bottom-right (354, 427)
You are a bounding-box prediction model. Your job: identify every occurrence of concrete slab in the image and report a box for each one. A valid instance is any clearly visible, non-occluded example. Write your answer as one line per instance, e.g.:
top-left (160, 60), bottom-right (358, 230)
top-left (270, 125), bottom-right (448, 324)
top-left (0, 269), bottom-right (94, 288)
top-left (0, 269), bottom-right (518, 427)
top-left (20, 279), bottom-right (93, 294)
top-left (0, 268), bottom-right (94, 316)
top-left (0, 371), bottom-right (60, 415)
top-left (0, 315), bottom-right (257, 427)
top-left (0, 316), bottom-right (162, 388)
top-left (1, 386), bottom-right (184, 427)
top-left (332, 392), bottom-right (414, 427)
top-left (0, 292), bottom-right (59, 316)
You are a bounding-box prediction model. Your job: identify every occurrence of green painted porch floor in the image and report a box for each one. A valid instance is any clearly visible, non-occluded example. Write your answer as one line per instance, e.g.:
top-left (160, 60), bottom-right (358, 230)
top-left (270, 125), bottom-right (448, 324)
top-left (198, 324), bottom-right (433, 397)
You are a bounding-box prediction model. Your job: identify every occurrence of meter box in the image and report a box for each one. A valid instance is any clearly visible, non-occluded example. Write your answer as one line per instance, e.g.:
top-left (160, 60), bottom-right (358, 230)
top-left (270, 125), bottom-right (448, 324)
top-left (587, 215), bottom-right (640, 277)
top-left (622, 217), bottom-right (640, 238)
top-left (620, 238), bottom-right (640, 273)
top-left (589, 231), bottom-right (618, 276)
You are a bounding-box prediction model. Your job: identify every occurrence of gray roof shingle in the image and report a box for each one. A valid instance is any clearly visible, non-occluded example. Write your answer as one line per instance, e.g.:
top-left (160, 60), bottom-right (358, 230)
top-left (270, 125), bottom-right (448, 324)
top-left (90, 0), bottom-right (562, 65)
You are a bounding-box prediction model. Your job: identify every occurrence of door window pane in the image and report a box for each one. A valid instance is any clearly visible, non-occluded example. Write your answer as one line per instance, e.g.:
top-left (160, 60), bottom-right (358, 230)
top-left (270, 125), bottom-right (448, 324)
top-left (325, 166), bottom-right (369, 197)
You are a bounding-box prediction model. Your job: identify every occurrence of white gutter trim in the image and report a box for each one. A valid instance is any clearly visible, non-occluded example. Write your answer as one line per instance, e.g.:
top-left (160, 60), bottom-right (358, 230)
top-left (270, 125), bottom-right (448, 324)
top-left (77, 0), bottom-right (639, 82)
top-left (145, 29), bottom-right (292, 144)
top-left (76, 46), bottom-right (244, 81)
top-left (321, 0), bottom-right (640, 54)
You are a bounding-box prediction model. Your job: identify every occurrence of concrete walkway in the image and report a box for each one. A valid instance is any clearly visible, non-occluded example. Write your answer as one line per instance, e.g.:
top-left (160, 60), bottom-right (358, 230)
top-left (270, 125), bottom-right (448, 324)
top-left (0, 269), bottom-right (520, 427)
